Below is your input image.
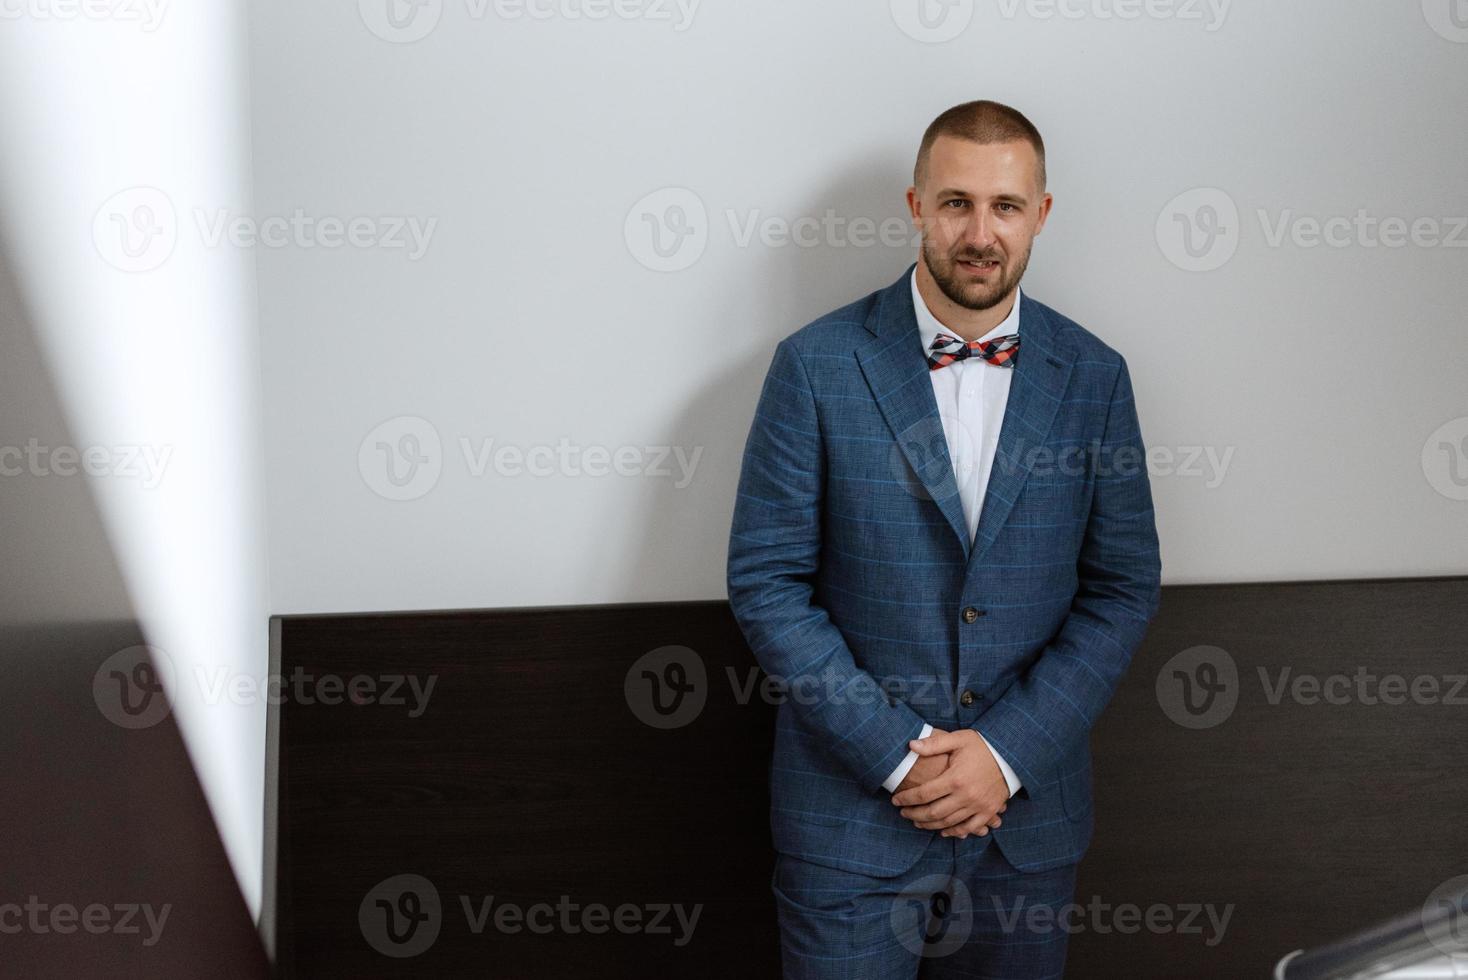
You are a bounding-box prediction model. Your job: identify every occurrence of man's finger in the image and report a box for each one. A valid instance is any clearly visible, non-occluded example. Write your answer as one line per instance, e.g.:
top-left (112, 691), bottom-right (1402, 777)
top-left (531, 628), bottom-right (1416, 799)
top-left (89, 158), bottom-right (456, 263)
top-left (933, 806), bottom-right (1000, 834)
top-left (915, 801), bottom-right (999, 831)
top-left (899, 791), bottom-right (968, 823)
top-left (907, 730), bottom-right (965, 756)
top-left (891, 772), bottom-right (955, 807)
top-left (915, 806), bottom-right (976, 831)
top-left (906, 798), bottom-right (971, 827)
top-left (942, 813), bottom-right (989, 839)
top-left (916, 808), bottom-right (975, 831)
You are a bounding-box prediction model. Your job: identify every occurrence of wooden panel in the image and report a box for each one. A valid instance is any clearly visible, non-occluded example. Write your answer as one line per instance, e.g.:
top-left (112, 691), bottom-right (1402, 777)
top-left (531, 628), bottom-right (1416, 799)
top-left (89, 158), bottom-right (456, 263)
top-left (1075, 576), bottom-right (1468, 976)
top-left (273, 601), bottom-right (777, 978)
top-left (273, 577), bottom-right (1468, 977)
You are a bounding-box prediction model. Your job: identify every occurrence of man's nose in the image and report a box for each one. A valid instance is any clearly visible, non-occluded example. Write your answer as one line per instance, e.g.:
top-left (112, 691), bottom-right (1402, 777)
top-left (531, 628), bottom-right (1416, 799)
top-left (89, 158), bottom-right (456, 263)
top-left (962, 212), bottom-right (995, 251)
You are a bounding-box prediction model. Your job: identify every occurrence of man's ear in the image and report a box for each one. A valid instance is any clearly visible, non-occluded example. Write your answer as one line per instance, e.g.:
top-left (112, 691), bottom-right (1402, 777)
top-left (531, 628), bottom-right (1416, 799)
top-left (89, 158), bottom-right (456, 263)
top-left (1034, 192), bottom-right (1054, 235)
top-left (906, 185), bottom-right (923, 223)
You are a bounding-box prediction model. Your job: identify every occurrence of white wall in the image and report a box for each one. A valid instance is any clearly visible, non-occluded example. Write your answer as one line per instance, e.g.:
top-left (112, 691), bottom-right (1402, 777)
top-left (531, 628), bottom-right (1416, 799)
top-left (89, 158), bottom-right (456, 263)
top-left (247, 0), bottom-right (1468, 617)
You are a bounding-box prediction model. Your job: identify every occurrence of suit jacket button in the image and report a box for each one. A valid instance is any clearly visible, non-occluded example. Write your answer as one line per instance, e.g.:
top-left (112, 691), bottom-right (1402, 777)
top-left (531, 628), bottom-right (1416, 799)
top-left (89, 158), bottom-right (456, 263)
top-left (960, 690), bottom-right (976, 707)
top-left (961, 606), bottom-right (983, 623)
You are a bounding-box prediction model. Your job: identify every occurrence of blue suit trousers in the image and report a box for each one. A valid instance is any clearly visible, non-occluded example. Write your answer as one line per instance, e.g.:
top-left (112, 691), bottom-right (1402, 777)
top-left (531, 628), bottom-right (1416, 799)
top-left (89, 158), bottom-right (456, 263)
top-left (773, 834), bottom-right (1078, 979)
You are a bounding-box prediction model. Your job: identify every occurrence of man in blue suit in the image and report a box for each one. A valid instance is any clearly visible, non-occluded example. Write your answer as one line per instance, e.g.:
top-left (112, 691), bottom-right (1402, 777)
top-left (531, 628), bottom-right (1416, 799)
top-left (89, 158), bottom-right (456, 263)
top-left (726, 100), bottom-right (1162, 977)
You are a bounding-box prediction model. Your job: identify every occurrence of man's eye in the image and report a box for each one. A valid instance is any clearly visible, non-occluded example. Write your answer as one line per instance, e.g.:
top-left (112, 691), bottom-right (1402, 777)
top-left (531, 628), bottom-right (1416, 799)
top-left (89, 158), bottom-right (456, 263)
top-left (997, 203), bottom-right (1016, 213)
top-left (944, 200), bottom-right (967, 208)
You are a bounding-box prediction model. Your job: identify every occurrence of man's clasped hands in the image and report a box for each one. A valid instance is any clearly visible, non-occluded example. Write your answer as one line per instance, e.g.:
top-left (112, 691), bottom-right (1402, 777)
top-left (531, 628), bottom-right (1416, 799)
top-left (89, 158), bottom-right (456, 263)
top-left (889, 728), bottom-right (1011, 839)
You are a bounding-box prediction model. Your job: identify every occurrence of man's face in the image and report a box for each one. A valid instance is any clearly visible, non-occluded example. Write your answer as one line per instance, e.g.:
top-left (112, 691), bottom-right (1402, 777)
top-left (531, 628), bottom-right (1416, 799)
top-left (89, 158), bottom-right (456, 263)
top-left (909, 135), bottom-right (1053, 312)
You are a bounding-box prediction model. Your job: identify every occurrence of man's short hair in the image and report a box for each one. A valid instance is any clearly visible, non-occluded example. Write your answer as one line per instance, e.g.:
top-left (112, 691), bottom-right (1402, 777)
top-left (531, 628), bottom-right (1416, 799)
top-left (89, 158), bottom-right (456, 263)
top-left (914, 100), bottom-right (1047, 194)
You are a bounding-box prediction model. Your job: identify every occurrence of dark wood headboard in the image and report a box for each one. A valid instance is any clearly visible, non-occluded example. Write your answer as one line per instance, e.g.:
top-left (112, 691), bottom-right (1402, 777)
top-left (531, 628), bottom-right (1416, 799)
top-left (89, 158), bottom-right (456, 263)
top-left (267, 576), bottom-right (1468, 978)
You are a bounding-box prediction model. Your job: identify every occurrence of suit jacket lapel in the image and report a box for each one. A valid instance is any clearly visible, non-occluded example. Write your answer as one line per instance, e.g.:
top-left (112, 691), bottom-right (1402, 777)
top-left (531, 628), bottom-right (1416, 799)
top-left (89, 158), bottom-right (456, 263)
top-left (855, 264), bottom-right (1075, 568)
top-left (856, 265), bottom-right (972, 559)
top-left (967, 292), bottom-right (1073, 570)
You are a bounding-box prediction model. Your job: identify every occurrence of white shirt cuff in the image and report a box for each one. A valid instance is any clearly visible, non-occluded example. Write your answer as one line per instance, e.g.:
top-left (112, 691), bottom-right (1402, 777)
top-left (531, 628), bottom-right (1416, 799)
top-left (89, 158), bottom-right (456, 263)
top-left (881, 723), bottom-right (932, 792)
top-left (977, 731), bottom-right (1022, 797)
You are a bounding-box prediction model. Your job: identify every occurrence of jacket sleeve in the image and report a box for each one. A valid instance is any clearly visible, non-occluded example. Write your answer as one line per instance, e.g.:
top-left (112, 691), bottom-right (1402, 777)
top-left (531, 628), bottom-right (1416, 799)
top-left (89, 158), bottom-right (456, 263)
top-left (972, 355), bottom-right (1162, 800)
top-left (726, 339), bottom-right (928, 795)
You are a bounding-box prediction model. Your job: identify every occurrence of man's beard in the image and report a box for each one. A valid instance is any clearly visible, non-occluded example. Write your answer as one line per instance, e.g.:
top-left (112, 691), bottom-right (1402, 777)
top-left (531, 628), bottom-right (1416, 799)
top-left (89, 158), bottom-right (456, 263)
top-left (921, 237), bottom-right (1031, 312)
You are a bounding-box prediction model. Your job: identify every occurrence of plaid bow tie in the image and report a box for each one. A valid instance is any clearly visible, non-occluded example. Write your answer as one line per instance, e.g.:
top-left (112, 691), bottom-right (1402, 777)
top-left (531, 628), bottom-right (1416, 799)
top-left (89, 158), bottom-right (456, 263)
top-left (926, 332), bottom-right (1020, 371)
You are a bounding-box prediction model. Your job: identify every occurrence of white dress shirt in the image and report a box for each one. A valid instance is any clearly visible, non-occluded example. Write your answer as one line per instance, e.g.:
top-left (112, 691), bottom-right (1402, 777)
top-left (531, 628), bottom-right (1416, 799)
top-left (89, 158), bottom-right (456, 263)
top-left (880, 268), bottom-right (1024, 799)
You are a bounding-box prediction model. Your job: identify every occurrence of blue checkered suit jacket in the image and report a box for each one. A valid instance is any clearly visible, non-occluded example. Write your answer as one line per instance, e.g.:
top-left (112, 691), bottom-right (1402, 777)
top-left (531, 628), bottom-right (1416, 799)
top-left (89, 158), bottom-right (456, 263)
top-left (726, 262), bottom-right (1162, 877)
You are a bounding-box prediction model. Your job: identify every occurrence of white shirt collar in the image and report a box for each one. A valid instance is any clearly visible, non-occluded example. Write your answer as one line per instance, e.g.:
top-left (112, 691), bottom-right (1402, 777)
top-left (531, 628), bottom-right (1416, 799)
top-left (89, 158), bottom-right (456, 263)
top-left (910, 266), bottom-right (1022, 356)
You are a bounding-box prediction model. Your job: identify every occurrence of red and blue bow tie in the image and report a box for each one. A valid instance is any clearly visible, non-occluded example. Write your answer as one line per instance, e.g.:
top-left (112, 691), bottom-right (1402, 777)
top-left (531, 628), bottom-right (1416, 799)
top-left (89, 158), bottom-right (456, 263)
top-left (926, 332), bottom-right (1020, 371)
